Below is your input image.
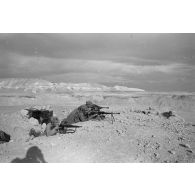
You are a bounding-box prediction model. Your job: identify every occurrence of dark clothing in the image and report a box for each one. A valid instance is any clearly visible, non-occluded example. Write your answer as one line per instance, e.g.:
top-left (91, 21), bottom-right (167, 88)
top-left (61, 102), bottom-right (107, 125)
top-left (61, 104), bottom-right (92, 125)
top-left (0, 130), bottom-right (10, 144)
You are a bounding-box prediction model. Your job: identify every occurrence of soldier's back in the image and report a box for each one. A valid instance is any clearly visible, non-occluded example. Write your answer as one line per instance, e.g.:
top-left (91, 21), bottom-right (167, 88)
top-left (64, 108), bottom-right (81, 124)
top-left (62, 104), bottom-right (90, 124)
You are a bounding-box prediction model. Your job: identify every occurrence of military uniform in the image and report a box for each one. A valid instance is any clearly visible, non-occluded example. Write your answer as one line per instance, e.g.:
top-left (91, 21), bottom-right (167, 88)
top-left (61, 102), bottom-right (94, 125)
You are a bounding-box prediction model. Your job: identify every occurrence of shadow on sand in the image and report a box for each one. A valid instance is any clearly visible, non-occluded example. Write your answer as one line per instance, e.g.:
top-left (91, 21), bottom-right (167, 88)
top-left (11, 146), bottom-right (47, 163)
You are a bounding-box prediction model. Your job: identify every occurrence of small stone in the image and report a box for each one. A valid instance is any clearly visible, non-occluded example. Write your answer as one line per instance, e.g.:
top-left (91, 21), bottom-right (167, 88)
top-left (178, 137), bottom-right (185, 141)
top-left (179, 143), bottom-right (190, 149)
top-left (186, 149), bottom-right (193, 154)
top-left (153, 153), bottom-right (159, 158)
top-left (29, 117), bottom-right (39, 126)
top-left (168, 150), bottom-right (176, 155)
top-left (33, 105), bottom-right (41, 110)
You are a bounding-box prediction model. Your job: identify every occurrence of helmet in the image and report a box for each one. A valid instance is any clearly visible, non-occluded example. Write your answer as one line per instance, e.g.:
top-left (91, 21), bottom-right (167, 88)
top-left (50, 116), bottom-right (59, 126)
top-left (86, 101), bottom-right (93, 106)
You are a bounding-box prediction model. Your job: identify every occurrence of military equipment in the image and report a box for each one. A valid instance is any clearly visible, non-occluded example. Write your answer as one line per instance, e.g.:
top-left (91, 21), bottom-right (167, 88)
top-left (59, 123), bottom-right (82, 134)
top-left (90, 111), bottom-right (120, 123)
top-left (26, 108), bottom-right (53, 124)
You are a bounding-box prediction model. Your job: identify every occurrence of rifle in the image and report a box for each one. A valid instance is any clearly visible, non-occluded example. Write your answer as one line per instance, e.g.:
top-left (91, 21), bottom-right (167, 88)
top-left (90, 111), bottom-right (120, 124)
top-left (59, 123), bottom-right (82, 134)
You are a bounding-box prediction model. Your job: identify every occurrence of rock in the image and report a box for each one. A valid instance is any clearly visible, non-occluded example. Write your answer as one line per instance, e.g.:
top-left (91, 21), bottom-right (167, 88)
top-left (161, 111), bottom-right (175, 119)
top-left (153, 153), bottom-right (158, 157)
top-left (186, 149), bottom-right (193, 154)
top-left (41, 123), bottom-right (46, 131)
top-left (178, 136), bottom-right (185, 141)
top-left (168, 150), bottom-right (176, 155)
top-left (29, 117), bottom-right (39, 126)
top-left (20, 109), bottom-right (29, 118)
top-left (179, 143), bottom-right (190, 149)
top-left (32, 105), bottom-right (41, 110)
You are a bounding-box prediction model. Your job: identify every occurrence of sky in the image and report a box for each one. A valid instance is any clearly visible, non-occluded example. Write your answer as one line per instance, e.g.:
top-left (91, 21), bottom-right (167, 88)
top-left (0, 33), bottom-right (195, 92)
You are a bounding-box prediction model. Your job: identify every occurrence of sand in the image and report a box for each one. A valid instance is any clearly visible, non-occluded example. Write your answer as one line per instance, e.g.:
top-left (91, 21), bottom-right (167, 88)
top-left (0, 91), bottom-right (195, 163)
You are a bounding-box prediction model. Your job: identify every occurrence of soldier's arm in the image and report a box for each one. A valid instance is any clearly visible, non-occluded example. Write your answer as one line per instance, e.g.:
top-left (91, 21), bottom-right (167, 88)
top-left (79, 112), bottom-right (87, 121)
top-left (45, 123), bottom-right (59, 136)
top-left (87, 113), bottom-right (98, 120)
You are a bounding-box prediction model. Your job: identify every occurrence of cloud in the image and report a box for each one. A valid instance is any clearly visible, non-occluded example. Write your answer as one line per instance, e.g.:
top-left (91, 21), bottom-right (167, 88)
top-left (120, 63), bottom-right (193, 74)
top-left (1, 53), bottom-right (192, 78)
top-left (1, 34), bottom-right (195, 64)
top-left (0, 33), bottom-right (195, 91)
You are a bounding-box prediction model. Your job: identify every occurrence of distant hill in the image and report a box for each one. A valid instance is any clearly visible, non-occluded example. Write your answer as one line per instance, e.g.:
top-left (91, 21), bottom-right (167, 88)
top-left (0, 78), bottom-right (145, 93)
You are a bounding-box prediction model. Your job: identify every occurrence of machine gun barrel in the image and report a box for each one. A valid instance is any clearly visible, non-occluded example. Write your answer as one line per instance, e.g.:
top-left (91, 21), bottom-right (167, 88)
top-left (65, 124), bottom-right (82, 128)
top-left (99, 106), bottom-right (109, 109)
top-left (60, 124), bottom-right (82, 128)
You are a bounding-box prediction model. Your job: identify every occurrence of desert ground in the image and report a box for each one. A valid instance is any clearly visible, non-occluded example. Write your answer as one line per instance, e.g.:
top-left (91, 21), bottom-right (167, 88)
top-left (0, 88), bottom-right (195, 163)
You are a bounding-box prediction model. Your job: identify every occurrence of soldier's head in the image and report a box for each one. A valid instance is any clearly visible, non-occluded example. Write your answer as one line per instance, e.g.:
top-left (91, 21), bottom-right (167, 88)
top-left (50, 116), bottom-right (59, 126)
top-left (86, 101), bottom-right (93, 107)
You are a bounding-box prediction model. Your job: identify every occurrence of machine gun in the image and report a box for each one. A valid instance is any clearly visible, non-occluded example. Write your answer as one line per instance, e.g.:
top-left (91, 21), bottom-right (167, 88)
top-left (90, 111), bottom-right (120, 124)
top-left (59, 123), bottom-right (82, 134)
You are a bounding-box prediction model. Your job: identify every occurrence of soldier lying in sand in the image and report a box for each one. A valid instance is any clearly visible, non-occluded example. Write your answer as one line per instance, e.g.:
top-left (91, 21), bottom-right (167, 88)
top-left (61, 101), bottom-right (120, 125)
top-left (29, 116), bottom-right (60, 139)
top-left (60, 101), bottom-right (99, 125)
top-left (45, 116), bottom-right (60, 136)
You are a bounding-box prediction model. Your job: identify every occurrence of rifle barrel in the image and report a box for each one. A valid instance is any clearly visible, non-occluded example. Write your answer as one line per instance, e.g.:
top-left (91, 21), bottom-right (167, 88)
top-left (60, 124), bottom-right (82, 128)
top-left (66, 125), bottom-right (82, 128)
top-left (101, 106), bottom-right (109, 109)
top-left (96, 112), bottom-right (120, 115)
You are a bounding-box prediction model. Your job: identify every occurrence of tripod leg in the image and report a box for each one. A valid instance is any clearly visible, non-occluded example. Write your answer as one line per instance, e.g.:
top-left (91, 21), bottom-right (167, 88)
top-left (111, 114), bottom-right (114, 124)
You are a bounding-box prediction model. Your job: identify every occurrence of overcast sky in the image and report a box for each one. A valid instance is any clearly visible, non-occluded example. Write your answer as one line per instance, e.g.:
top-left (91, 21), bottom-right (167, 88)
top-left (0, 33), bottom-right (194, 91)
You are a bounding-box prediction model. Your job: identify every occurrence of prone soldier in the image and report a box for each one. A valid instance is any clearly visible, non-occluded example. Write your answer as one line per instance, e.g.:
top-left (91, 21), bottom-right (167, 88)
top-left (61, 101), bottom-right (119, 125)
